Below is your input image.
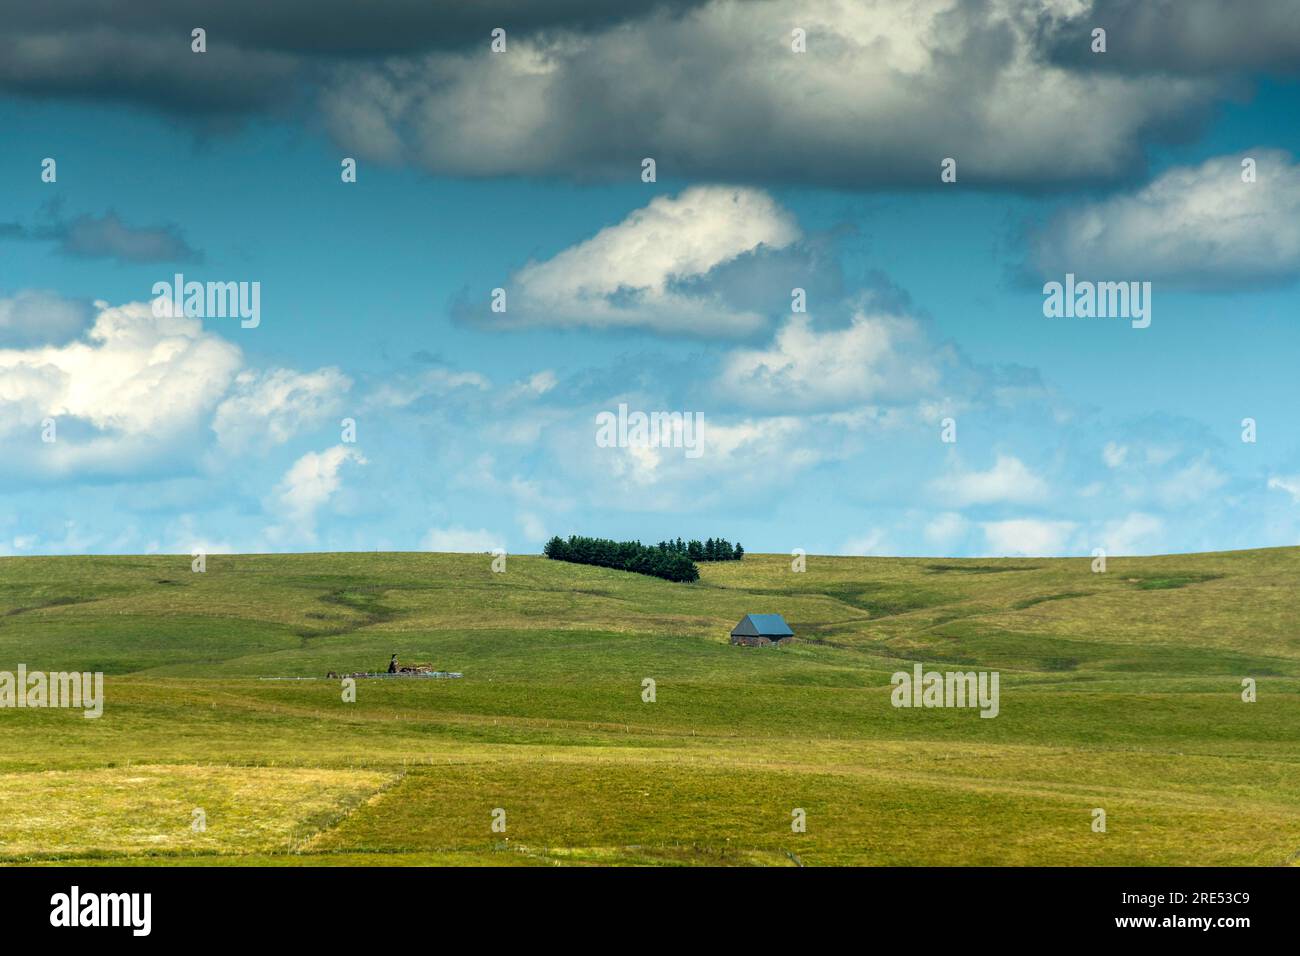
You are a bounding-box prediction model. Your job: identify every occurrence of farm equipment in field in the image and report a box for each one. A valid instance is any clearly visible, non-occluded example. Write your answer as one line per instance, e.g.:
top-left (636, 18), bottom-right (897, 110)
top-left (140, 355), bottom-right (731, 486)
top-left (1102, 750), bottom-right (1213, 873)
top-left (386, 653), bottom-right (436, 675)
top-left (322, 671), bottom-right (462, 679)
top-left (320, 654), bottom-right (462, 680)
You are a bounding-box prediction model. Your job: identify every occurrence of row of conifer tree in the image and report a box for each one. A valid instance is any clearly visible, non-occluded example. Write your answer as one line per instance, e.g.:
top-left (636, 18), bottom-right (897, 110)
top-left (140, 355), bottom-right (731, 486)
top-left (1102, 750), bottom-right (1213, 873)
top-left (654, 537), bottom-right (744, 561)
top-left (543, 534), bottom-right (744, 582)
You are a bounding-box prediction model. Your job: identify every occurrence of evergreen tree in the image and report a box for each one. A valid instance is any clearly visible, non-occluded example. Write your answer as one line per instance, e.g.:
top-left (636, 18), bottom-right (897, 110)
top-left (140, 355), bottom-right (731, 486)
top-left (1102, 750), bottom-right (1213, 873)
top-left (542, 533), bottom-right (699, 582)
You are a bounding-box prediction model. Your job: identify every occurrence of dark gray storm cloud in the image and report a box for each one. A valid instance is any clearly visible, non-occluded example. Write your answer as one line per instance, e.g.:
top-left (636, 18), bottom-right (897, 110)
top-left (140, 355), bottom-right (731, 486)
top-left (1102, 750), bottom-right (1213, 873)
top-left (2, 1), bottom-right (708, 57)
top-left (319, 0), bottom-right (1221, 189)
top-left (2, 206), bottom-right (201, 264)
top-left (1038, 0), bottom-right (1300, 76)
top-left (0, 27), bottom-right (299, 115)
top-left (0, 1), bottom-right (708, 114)
top-left (1, 1), bottom-right (1297, 188)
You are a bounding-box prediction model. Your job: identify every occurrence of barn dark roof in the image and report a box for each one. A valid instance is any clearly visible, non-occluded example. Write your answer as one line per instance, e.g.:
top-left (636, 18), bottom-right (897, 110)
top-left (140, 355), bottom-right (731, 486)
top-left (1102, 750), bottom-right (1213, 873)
top-left (731, 613), bottom-right (794, 637)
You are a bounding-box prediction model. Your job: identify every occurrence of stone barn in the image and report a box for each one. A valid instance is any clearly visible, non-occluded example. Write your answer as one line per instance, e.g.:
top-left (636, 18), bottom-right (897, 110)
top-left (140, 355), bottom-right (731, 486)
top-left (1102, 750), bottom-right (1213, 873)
top-left (730, 613), bottom-right (794, 646)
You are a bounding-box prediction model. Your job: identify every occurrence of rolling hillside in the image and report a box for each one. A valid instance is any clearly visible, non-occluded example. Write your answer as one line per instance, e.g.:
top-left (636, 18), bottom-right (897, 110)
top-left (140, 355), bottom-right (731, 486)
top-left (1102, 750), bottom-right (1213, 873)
top-left (1, 549), bottom-right (1297, 866)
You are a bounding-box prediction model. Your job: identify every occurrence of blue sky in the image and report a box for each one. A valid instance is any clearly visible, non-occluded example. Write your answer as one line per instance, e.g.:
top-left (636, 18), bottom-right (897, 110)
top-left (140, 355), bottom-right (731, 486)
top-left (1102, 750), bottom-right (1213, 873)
top-left (2, 1), bottom-right (1299, 557)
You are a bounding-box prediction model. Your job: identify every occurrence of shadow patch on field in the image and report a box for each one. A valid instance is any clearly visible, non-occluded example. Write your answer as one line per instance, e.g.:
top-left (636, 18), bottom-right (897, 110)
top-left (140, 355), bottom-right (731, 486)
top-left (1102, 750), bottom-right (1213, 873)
top-left (818, 583), bottom-right (951, 618)
top-left (1126, 573), bottom-right (1225, 591)
top-left (1011, 591), bottom-right (1094, 610)
top-left (4, 596), bottom-right (99, 617)
top-left (925, 564), bottom-right (1042, 574)
top-left (298, 587), bottom-right (403, 639)
top-left (928, 621), bottom-right (1294, 676)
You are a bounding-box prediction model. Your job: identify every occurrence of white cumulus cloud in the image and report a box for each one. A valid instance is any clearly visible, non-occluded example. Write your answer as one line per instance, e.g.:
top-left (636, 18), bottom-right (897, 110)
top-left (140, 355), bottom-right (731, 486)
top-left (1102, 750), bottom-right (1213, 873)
top-left (1098, 512), bottom-right (1164, 555)
top-left (1032, 149), bottom-right (1300, 287)
top-left (366, 367), bottom-right (490, 409)
top-left (422, 526), bottom-right (503, 552)
top-left (213, 366), bottom-right (352, 453)
top-left (924, 512), bottom-right (970, 549)
top-left (0, 299), bottom-right (240, 437)
top-left (269, 445), bottom-right (367, 542)
top-left (981, 518), bottom-right (1078, 556)
top-left (0, 298), bottom-right (242, 475)
top-left (719, 310), bottom-right (941, 411)
top-left (1267, 475), bottom-right (1300, 504)
top-left (477, 186), bottom-right (799, 336)
top-left (931, 455), bottom-right (1050, 507)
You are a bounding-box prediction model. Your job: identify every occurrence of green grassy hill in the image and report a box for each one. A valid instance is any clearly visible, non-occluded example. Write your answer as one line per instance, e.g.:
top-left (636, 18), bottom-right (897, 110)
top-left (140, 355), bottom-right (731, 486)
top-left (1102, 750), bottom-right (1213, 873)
top-left (1, 549), bottom-right (1297, 866)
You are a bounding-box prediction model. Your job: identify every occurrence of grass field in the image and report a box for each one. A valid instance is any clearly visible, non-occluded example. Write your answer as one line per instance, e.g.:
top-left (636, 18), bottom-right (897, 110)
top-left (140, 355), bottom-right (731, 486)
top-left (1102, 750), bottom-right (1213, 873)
top-left (0, 548), bottom-right (1297, 866)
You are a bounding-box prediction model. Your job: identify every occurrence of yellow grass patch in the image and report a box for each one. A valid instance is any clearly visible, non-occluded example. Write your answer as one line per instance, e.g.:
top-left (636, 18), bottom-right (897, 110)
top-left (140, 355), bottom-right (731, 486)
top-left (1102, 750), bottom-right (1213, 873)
top-left (0, 764), bottom-right (394, 861)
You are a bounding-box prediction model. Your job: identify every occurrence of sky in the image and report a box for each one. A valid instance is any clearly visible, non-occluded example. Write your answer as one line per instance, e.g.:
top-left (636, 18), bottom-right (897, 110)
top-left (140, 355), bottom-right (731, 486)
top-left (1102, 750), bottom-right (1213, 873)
top-left (2, 0), bottom-right (1299, 558)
